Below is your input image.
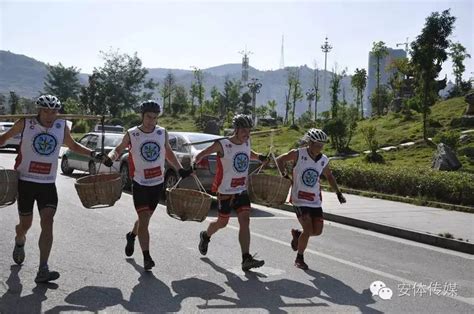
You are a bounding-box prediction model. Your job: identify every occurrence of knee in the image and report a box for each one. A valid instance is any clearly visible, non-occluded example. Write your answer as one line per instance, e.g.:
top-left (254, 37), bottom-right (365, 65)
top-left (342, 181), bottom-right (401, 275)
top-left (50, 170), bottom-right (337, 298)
top-left (312, 229), bottom-right (323, 236)
top-left (216, 216), bottom-right (229, 228)
top-left (40, 216), bottom-right (54, 229)
top-left (18, 218), bottom-right (32, 230)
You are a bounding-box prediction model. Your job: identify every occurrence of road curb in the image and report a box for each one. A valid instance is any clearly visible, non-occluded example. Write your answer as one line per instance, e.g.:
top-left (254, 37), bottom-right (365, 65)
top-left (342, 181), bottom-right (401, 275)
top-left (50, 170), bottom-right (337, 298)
top-left (273, 202), bottom-right (474, 255)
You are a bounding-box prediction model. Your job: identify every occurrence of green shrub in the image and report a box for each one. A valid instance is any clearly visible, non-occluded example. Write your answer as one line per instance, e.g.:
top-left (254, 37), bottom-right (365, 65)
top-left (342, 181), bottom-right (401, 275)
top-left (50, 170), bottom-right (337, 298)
top-left (331, 162), bottom-right (474, 206)
top-left (433, 130), bottom-right (460, 149)
top-left (71, 120), bottom-right (88, 133)
top-left (121, 113), bottom-right (141, 129)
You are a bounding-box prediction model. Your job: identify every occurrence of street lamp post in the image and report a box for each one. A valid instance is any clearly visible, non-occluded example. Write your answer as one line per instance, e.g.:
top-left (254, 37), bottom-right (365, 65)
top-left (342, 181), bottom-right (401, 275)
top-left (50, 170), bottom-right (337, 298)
top-left (247, 78), bottom-right (262, 123)
top-left (321, 36), bottom-right (332, 110)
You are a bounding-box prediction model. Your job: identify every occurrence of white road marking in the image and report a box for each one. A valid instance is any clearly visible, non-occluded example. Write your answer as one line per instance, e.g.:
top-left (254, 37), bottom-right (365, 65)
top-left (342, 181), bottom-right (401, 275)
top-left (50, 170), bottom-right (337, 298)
top-left (206, 219), bottom-right (474, 306)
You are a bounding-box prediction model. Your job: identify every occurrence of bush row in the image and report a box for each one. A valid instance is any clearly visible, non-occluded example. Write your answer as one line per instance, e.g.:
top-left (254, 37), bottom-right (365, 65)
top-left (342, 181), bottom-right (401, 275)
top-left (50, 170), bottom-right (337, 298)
top-left (330, 162), bottom-right (474, 206)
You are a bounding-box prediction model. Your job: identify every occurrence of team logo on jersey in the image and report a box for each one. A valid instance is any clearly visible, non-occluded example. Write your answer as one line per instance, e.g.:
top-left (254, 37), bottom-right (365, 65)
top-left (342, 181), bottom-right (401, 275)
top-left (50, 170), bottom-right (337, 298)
top-left (301, 168), bottom-right (319, 187)
top-left (233, 152), bottom-right (249, 173)
top-left (157, 129), bottom-right (162, 135)
top-left (140, 141), bottom-right (160, 162)
top-left (55, 122), bottom-right (61, 129)
top-left (32, 133), bottom-right (57, 156)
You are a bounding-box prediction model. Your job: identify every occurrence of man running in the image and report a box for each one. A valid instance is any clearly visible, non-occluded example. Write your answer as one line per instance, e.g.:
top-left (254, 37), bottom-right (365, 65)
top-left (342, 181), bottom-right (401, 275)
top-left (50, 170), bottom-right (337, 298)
top-left (195, 114), bottom-right (269, 271)
top-left (276, 128), bottom-right (346, 270)
top-left (0, 95), bottom-right (106, 283)
top-left (104, 100), bottom-right (192, 271)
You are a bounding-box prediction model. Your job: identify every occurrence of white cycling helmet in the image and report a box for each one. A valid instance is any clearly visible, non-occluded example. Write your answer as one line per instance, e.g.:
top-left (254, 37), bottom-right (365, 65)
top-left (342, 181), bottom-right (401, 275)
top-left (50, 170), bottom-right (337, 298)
top-left (36, 95), bottom-right (62, 110)
top-left (304, 128), bottom-right (328, 143)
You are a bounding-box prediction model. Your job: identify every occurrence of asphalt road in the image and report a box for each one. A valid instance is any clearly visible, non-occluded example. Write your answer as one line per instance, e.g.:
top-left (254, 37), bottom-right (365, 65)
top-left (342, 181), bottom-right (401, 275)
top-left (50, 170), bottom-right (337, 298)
top-left (0, 151), bottom-right (473, 313)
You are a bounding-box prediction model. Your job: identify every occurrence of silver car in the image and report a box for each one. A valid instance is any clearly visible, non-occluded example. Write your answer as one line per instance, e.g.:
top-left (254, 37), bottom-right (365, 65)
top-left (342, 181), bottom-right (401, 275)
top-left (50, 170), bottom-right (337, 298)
top-left (0, 122), bottom-right (21, 151)
top-left (119, 131), bottom-right (262, 192)
top-left (61, 132), bottom-right (125, 175)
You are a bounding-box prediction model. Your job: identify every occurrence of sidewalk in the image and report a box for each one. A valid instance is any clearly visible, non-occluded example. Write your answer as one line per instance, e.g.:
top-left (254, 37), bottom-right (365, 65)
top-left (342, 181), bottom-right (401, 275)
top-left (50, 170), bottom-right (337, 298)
top-left (272, 191), bottom-right (474, 254)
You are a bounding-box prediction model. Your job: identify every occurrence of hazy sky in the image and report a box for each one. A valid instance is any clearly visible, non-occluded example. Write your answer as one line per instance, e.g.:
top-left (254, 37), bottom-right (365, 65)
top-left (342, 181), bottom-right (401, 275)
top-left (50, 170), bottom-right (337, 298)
top-left (1, 0), bottom-right (473, 81)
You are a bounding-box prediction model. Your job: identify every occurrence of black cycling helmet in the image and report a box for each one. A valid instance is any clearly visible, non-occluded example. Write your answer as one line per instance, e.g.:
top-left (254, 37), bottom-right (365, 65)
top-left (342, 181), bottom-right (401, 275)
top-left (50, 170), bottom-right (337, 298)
top-left (36, 95), bottom-right (62, 110)
top-left (232, 114), bottom-right (253, 129)
top-left (140, 100), bottom-right (161, 114)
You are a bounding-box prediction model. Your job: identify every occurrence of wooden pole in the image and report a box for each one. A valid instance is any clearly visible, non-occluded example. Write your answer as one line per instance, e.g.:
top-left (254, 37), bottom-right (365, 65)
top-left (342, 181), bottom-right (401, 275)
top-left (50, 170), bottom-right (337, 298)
top-left (0, 114), bottom-right (110, 120)
top-left (184, 129), bottom-right (281, 146)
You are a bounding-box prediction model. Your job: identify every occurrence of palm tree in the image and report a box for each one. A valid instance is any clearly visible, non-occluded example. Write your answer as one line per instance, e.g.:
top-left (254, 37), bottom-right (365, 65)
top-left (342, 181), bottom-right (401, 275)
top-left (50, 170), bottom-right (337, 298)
top-left (371, 41), bottom-right (389, 115)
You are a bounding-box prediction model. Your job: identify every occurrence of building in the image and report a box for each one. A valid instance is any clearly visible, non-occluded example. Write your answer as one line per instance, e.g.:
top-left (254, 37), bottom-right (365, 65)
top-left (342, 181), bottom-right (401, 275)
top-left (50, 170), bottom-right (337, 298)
top-left (365, 48), bottom-right (406, 116)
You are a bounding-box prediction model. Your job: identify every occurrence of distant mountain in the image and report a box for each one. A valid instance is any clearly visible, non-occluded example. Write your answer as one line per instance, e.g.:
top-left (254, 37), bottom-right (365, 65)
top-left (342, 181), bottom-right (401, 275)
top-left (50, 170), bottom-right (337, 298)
top-left (0, 50), bottom-right (88, 98)
top-left (0, 50), bottom-right (356, 116)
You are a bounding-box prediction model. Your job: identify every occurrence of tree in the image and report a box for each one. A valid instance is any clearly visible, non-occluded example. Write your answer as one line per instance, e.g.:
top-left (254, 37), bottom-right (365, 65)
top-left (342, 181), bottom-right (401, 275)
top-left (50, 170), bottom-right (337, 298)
top-left (189, 83), bottom-right (199, 116)
top-left (313, 67), bottom-right (320, 120)
top-left (241, 92), bottom-right (252, 114)
top-left (449, 42), bottom-right (471, 89)
top-left (9, 91), bottom-right (19, 114)
top-left (329, 67), bottom-right (345, 118)
top-left (44, 63), bottom-right (81, 105)
top-left (267, 100), bottom-right (278, 119)
top-left (411, 9), bottom-right (456, 140)
top-left (288, 68), bottom-right (303, 126)
top-left (171, 85), bottom-right (188, 115)
top-left (256, 105), bottom-right (269, 120)
top-left (371, 41), bottom-right (389, 115)
top-left (0, 94), bottom-right (7, 114)
top-left (81, 50), bottom-right (153, 117)
top-left (192, 67), bottom-right (205, 120)
top-left (351, 68), bottom-right (367, 119)
top-left (284, 68), bottom-right (294, 124)
top-left (63, 98), bottom-right (84, 114)
top-left (222, 78), bottom-right (242, 117)
top-left (161, 71), bottom-right (176, 114)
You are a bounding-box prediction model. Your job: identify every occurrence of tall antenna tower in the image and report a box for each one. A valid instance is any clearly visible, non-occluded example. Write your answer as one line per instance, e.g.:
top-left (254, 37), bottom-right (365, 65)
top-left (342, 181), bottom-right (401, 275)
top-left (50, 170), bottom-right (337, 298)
top-left (238, 47), bottom-right (252, 84)
top-left (280, 35), bottom-right (285, 69)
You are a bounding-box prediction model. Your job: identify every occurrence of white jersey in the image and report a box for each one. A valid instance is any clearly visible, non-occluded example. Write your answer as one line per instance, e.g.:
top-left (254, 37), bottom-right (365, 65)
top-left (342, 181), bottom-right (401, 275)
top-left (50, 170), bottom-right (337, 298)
top-left (212, 138), bottom-right (251, 194)
top-left (290, 148), bottom-right (329, 207)
top-left (15, 118), bottom-right (66, 183)
top-left (128, 125), bottom-right (166, 186)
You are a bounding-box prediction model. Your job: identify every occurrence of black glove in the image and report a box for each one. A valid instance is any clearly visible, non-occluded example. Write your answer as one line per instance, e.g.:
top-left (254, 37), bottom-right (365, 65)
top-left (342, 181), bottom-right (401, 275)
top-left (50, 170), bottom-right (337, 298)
top-left (336, 191), bottom-right (346, 204)
top-left (178, 168), bottom-right (193, 179)
top-left (258, 154), bottom-right (270, 162)
top-left (93, 152), bottom-right (113, 167)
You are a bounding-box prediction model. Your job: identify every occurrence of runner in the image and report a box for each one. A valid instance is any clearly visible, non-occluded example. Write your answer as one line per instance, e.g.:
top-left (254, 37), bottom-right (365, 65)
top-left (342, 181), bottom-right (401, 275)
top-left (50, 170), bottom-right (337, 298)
top-left (104, 100), bottom-right (192, 270)
top-left (0, 95), bottom-right (107, 283)
top-left (275, 128), bottom-right (346, 270)
top-left (195, 114), bottom-right (269, 271)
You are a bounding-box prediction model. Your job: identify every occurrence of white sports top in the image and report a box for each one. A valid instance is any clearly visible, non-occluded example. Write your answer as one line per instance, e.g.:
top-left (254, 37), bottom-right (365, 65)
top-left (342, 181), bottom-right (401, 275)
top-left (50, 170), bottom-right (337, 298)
top-left (290, 148), bottom-right (329, 207)
top-left (127, 125), bottom-right (166, 186)
top-left (15, 118), bottom-right (65, 183)
top-left (212, 138), bottom-right (251, 194)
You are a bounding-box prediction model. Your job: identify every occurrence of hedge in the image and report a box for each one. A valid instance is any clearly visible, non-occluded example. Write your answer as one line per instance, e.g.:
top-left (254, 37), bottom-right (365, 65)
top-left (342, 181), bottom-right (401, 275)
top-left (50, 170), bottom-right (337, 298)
top-left (330, 162), bottom-right (474, 206)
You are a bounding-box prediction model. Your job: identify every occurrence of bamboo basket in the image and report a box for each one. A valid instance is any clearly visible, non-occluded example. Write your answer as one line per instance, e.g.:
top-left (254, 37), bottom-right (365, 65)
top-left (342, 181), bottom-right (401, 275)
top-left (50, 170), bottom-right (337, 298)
top-left (248, 173), bottom-right (291, 206)
top-left (167, 176), bottom-right (212, 222)
top-left (0, 169), bottom-right (18, 207)
top-left (75, 173), bottom-right (122, 208)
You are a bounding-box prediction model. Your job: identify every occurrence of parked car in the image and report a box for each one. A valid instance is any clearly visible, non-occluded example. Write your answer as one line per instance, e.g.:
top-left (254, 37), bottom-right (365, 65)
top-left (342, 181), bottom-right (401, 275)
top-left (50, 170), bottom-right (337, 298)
top-left (119, 131), bottom-right (262, 192)
top-left (60, 132), bottom-right (125, 175)
top-left (0, 122), bottom-right (21, 151)
top-left (93, 124), bottom-right (124, 133)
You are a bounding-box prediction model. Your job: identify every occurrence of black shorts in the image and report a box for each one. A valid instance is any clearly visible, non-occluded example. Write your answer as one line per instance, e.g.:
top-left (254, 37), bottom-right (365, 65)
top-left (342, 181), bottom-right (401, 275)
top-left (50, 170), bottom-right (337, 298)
top-left (294, 206), bottom-right (323, 220)
top-left (132, 181), bottom-right (164, 213)
top-left (17, 179), bottom-right (58, 216)
top-left (217, 191), bottom-right (251, 218)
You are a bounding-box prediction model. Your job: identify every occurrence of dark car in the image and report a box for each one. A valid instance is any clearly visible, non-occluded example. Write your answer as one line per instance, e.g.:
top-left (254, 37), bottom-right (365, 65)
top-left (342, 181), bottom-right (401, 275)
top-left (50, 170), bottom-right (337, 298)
top-left (119, 131), bottom-right (262, 192)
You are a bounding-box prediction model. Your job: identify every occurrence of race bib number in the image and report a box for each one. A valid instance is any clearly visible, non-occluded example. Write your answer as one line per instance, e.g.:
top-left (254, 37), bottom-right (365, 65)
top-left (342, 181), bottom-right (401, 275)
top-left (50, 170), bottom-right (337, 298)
top-left (144, 166), bottom-right (162, 179)
top-left (297, 190), bottom-right (315, 201)
top-left (29, 161), bottom-right (52, 174)
top-left (231, 177), bottom-right (246, 188)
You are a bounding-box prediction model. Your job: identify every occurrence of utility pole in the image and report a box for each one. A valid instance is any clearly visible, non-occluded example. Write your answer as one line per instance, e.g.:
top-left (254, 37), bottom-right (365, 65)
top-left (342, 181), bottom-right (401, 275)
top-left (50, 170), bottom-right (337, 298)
top-left (280, 35), bottom-right (285, 69)
top-left (321, 36), bottom-right (332, 110)
top-left (396, 37), bottom-right (410, 54)
top-left (247, 78), bottom-right (262, 123)
top-left (313, 65), bottom-right (319, 121)
top-left (238, 48), bottom-right (253, 86)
